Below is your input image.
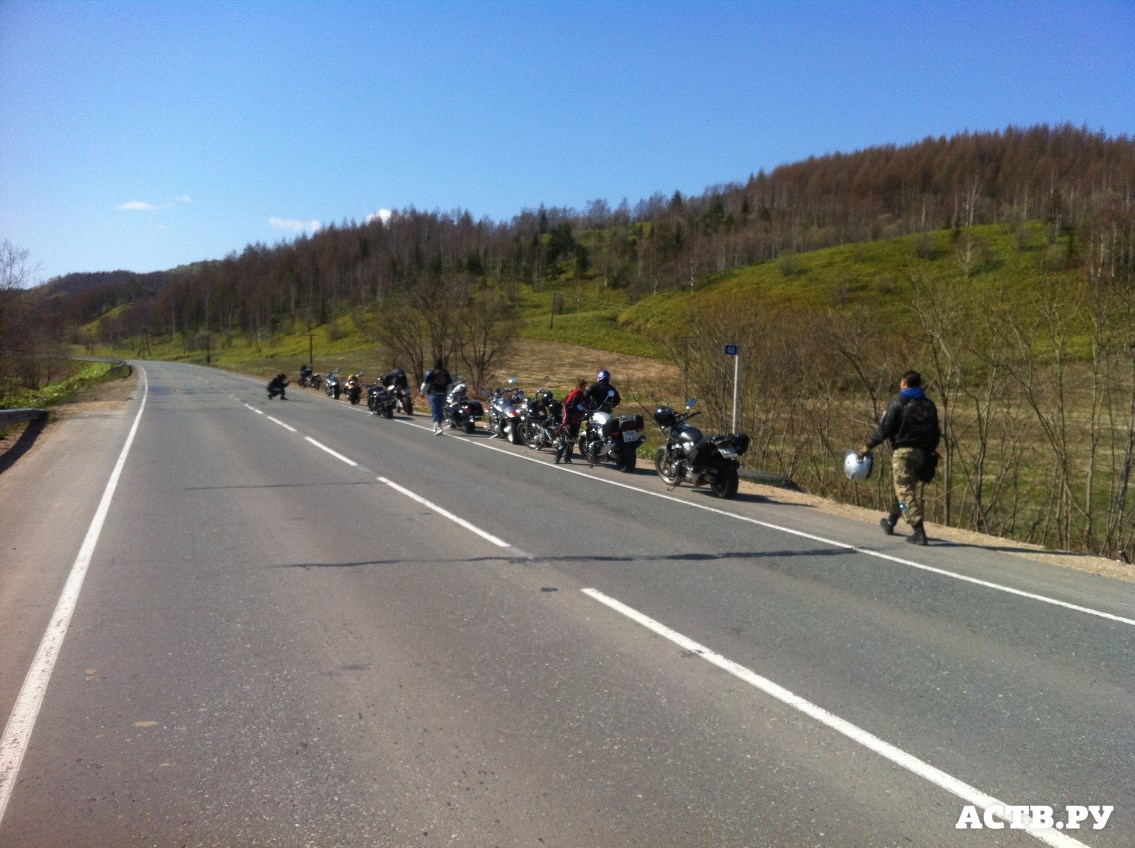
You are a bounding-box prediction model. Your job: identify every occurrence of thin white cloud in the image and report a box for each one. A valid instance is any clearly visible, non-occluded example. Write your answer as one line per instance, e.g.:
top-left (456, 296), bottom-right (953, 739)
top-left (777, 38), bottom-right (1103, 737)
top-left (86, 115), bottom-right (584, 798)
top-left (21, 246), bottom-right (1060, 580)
top-left (269, 217), bottom-right (322, 234)
top-left (175, 195), bottom-right (193, 204)
top-left (117, 201), bottom-right (157, 211)
top-left (366, 208), bottom-right (393, 224)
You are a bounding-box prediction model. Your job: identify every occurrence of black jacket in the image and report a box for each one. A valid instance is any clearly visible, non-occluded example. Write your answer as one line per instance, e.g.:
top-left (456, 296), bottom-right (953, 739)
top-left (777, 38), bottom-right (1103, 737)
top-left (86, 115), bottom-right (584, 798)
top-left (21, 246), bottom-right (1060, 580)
top-left (868, 388), bottom-right (940, 451)
top-left (587, 380), bottom-right (620, 410)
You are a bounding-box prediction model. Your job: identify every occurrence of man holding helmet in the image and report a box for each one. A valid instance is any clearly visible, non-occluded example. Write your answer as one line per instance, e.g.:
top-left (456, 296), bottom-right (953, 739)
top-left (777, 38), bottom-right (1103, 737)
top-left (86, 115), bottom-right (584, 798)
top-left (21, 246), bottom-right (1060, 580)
top-left (860, 370), bottom-right (941, 545)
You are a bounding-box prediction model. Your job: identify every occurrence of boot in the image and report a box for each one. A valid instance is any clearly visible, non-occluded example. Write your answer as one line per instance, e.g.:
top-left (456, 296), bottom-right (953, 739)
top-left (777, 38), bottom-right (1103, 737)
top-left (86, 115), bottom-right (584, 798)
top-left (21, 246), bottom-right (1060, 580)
top-left (906, 521), bottom-right (928, 546)
top-left (554, 440), bottom-right (563, 464)
top-left (879, 515), bottom-right (898, 536)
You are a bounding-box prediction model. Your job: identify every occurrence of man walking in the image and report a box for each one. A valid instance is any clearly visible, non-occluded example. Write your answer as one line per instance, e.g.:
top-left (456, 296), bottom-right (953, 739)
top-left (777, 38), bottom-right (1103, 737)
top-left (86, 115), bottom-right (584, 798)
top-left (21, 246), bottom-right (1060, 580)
top-left (420, 358), bottom-right (452, 435)
top-left (861, 370), bottom-right (941, 545)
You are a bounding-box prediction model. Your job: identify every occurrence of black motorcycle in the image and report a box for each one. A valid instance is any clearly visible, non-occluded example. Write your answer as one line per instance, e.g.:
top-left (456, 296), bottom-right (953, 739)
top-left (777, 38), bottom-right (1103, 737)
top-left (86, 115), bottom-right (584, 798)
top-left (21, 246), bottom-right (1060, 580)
top-left (577, 389), bottom-right (646, 472)
top-left (521, 389), bottom-right (563, 451)
top-left (325, 368), bottom-right (341, 400)
top-left (652, 400), bottom-right (750, 499)
top-left (380, 369), bottom-right (414, 416)
top-left (367, 381), bottom-right (395, 417)
top-left (444, 381), bottom-right (484, 434)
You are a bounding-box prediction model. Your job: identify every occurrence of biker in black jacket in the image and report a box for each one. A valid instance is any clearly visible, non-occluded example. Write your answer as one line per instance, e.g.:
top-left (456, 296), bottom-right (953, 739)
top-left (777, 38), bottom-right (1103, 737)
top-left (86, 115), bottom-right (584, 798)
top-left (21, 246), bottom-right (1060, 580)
top-left (587, 369), bottom-right (620, 410)
top-left (861, 370), bottom-right (940, 545)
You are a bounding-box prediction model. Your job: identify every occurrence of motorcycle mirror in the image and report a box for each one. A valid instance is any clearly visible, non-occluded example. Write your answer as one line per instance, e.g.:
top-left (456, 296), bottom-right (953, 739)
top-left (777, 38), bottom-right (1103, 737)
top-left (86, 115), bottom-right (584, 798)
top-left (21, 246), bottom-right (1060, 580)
top-left (607, 389), bottom-right (616, 398)
top-left (686, 398), bottom-right (697, 409)
top-left (508, 377), bottom-right (518, 385)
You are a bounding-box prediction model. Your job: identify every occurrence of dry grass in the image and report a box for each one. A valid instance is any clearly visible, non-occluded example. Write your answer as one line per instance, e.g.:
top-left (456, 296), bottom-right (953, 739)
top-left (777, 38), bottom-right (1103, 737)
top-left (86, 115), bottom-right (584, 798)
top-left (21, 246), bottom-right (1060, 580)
top-left (488, 339), bottom-right (682, 401)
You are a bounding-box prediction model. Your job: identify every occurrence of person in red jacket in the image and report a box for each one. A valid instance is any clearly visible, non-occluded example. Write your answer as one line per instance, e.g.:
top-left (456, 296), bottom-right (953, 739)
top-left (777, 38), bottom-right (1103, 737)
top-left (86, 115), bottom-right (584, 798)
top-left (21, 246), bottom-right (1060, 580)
top-left (555, 378), bottom-right (588, 464)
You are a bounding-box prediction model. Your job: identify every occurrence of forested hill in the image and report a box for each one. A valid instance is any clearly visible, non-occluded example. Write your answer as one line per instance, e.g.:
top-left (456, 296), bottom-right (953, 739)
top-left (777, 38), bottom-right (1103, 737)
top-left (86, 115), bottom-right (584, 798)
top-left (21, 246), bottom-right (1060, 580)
top-left (38, 123), bottom-right (1135, 341)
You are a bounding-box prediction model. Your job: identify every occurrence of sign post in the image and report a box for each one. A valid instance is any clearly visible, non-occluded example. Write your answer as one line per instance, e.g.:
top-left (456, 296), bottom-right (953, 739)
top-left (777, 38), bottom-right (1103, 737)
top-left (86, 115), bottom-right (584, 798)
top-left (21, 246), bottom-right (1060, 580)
top-left (724, 344), bottom-right (739, 433)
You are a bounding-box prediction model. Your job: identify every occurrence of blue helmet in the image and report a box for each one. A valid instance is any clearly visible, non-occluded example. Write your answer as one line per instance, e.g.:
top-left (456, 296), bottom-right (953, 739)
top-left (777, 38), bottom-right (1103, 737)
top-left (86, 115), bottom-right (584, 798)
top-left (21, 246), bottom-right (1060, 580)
top-left (596, 369), bottom-right (610, 382)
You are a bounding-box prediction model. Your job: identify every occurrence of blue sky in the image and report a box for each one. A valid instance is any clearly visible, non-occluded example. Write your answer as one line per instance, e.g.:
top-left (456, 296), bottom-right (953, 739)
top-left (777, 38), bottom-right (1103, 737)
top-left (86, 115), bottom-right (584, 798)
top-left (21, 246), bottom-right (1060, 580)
top-left (2, 0), bottom-right (1133, 282)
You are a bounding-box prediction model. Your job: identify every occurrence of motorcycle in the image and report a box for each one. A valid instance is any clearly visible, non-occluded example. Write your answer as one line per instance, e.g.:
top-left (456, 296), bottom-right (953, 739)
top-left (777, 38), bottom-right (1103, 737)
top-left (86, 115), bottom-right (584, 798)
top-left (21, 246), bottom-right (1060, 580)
top-left (345, 372), bottom-right (364, 405)
top-left (652, 399), bottom-right (750, 499)
top-left (384, 369), bottom-right (414, 416)
top-left (488, 378), bottom-right (526, 445)
top-left (325, 368), bottom-right (342, 400)
top-left (577, 389), bottom-right (646, 472)
top-left (367, 380), bottom-right (395, 417)
top-left (444, 380), bottom-right (484, 434)
top-left (299, 364), bottom-right (314, 387)
top-left (520, 388), bottom-right (563, 451)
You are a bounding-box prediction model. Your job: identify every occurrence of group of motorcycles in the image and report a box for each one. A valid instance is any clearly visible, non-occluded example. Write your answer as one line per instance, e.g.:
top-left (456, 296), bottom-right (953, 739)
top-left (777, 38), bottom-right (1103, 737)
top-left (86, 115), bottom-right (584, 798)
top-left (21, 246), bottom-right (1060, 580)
top-left (295, 365), bottom-right (751, 499)
top-left (485, 378), bottom-right (749, 497)
top-left (298, 365), bottom-right (415, 417)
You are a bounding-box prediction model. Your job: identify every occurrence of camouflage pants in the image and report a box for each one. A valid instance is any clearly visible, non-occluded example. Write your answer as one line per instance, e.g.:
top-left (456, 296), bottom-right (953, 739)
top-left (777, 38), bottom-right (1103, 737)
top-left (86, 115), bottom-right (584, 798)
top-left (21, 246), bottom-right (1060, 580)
top-left (890, 447), bottom-right (926, 526)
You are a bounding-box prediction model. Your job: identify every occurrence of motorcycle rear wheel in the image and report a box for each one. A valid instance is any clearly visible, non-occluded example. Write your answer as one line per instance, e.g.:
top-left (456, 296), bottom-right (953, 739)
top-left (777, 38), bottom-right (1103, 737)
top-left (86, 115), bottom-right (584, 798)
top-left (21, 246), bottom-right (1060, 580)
top-left (654, 449), bottom-right (681, 486)
top-left (463, 420), bottom-right (476, 434)
top-left (613, 447), bottom-right (637, 473)
top-left (708, 461), bottom-right (740, 499)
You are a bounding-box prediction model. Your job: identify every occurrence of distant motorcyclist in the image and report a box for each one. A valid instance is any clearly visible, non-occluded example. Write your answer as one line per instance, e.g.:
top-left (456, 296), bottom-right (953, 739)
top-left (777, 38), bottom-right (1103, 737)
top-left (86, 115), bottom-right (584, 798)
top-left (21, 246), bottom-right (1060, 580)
top-left (382, 368), bottom-right (409, 391)
top-left (586, 369), bottom-right (620, 410)
top-left (267, 373), bottom-right (289, 400)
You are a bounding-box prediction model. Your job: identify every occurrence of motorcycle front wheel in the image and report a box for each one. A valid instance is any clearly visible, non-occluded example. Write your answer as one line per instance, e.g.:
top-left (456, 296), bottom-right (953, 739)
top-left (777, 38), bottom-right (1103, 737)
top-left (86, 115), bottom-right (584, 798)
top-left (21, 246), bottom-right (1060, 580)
top-left (654, 448), bottom-right (681, 486)
top-left (708, 461), bottom-right (740, 499)
top-left (523, 421), bottom-right (541, 450)
top-left (463, 419), bottom-right (476, 434)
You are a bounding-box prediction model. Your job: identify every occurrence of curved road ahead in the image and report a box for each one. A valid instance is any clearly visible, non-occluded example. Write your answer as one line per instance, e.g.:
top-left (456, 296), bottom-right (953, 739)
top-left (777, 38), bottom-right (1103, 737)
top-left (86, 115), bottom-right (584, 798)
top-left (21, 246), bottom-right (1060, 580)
top-left (1, 362), bottom-right (1131, 847)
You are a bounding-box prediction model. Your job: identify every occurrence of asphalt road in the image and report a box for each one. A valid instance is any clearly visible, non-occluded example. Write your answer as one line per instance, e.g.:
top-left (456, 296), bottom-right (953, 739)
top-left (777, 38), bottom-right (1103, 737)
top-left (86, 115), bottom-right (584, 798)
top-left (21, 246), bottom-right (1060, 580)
top-left (1, 361), bottom-right (1131, 847)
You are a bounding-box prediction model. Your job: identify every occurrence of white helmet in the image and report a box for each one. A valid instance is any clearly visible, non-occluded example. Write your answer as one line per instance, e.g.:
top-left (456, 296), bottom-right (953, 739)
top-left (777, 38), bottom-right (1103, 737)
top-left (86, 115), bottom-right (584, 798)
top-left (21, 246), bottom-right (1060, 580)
top-left (844, 449), bottom-right (873, 481)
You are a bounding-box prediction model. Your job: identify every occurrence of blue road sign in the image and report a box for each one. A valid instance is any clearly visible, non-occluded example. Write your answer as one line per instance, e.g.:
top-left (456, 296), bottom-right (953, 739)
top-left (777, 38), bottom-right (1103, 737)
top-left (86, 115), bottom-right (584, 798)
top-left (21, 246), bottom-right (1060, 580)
top-left (724, 344), bottom-right (739, 356)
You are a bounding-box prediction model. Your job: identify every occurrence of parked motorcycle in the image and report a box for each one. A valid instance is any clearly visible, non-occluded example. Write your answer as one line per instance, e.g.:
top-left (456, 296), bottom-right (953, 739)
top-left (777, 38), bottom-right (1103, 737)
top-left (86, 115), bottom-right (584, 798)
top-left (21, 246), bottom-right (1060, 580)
top-left (444, 381), bottom-right (484, 434)
top-left (577, 389), bottom-right (646, 472)
top-left (521, 388), bottom-right (563, 451)
top-left (367, 380), bottom-right (395, 417)
top-left (652, 399), bottom-right (750, 499)
top-left (383, 369), bottom-right (414, 416)
top-left (488, 378), bottom-right (526, 445)
top-left (345, 372), bottom-right (364, 405)
top-left (325, 368), bottom-right (342, 400)
top-left (299, 364), bottom-right (314, 387)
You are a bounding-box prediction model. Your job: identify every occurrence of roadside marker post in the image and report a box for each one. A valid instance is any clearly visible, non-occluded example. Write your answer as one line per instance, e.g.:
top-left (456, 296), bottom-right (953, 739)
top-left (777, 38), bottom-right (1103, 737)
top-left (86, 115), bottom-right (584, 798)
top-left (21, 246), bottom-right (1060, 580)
top-left (724, 344), bottom-right (739, 433)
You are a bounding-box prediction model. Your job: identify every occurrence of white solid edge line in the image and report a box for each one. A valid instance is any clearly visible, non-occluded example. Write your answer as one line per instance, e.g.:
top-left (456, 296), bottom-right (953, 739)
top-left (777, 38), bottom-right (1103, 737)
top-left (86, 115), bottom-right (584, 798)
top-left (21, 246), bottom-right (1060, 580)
top-left (0, 367), bottom-right (150, 826)
top-left (378, 476), bottom-right (511, 548)
top-left (581, 587), bottom-right (1090, 848)
top-left (303, 436), bottom-right (358, 466)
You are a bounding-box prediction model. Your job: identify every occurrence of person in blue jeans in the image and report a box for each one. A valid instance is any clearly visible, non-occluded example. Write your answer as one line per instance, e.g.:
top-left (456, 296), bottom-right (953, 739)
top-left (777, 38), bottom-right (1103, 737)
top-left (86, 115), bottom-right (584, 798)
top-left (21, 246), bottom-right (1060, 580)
top-left (420, 358), bottom-right (452, 435)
